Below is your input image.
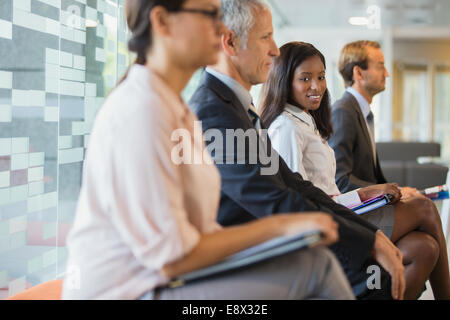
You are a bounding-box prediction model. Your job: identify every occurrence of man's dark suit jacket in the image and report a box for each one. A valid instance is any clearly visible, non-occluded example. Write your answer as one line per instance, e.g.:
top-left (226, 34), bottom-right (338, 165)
top-left (189, 71), bottom-right (391, 298)
top-left (329, 91), bottom-right (387, 193)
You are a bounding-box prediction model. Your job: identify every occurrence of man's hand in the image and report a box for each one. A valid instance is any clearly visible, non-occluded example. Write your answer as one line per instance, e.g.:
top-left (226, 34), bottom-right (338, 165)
top-left (371, 230), bottom-right (405, 300)
top-left (357, 183), bottom-right (401, 204)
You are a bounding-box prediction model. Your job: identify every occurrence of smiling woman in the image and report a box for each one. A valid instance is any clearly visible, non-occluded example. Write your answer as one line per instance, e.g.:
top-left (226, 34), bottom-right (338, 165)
top-left (60, 0), bottom-right (353, 301)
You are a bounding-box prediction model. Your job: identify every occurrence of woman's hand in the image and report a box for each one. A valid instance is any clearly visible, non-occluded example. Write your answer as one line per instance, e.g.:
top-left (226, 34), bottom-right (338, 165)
top-left (161, 212), bottom-right (338, 279)
top-left (278, 213), bottom-right (339, 247)
top-left (357, 183), bottom-right (401, 204)
top-left (400, 186), bottom-right (421, 199)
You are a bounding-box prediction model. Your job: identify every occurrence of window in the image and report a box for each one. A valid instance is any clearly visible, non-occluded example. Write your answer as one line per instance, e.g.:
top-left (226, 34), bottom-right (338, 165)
top-left (434, 65), bottom-right (450, 160)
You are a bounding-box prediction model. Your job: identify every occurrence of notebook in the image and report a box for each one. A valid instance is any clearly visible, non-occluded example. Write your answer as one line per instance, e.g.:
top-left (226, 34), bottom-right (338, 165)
top-left (419, 184), bottom-right (449, 200)
top-left (348, 194), bottom-right (394, 215)
top-left (168, 229), bottom-right (322, 288)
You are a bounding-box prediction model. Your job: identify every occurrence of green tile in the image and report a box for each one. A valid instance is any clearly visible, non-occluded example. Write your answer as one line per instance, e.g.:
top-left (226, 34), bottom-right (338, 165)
top-left (43, 248), bottom-right (57, 268)
top-left (0, 270), bottom-right (8, 287)
top-left (27, 255), bottom-right (43, 274)
top-left (9, 231), bottom-right (26, 250)
top-left (0, 220), bottom-right (8, 236)
top-left (29, 152), bottom-right (45, 167)
top-left (0, 188), bottom-right (10, 205)
top-left (0, 236), bottom-right (9, 254)
top-left (43, 222), bottom-right (57, 240)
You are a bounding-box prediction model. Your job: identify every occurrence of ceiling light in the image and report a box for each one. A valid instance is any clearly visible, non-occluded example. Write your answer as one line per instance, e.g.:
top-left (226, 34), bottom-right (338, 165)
top-left (349, 17), bottom-right (369, 26)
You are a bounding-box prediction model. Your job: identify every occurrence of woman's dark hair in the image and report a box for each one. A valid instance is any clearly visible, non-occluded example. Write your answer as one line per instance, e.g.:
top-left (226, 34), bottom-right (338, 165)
top-left (259, 41), bottom-right (333, 140)
top-left (116, 0), bottom-right (187, 85)
top-left (126, 0), bottom-right (187, 65)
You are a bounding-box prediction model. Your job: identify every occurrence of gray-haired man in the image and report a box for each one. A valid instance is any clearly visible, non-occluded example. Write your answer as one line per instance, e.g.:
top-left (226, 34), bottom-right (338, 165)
top-left (190, 0), bottom-right (405, 300)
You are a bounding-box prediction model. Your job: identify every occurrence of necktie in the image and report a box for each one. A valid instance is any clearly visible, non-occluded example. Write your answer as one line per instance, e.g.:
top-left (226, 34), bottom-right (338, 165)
top-left (366, 111), bottom-right (377, 162)
top-left (247, 103), bottom-right (261, 131)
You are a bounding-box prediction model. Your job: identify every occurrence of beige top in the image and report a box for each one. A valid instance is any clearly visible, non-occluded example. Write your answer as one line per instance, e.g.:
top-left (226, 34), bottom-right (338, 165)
top-left (62, 64), bottom-right (221, 300)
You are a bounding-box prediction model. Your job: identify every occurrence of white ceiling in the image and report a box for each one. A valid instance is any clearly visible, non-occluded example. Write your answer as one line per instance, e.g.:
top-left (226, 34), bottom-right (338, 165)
top-left (268, 0), bottom-right (450, 29)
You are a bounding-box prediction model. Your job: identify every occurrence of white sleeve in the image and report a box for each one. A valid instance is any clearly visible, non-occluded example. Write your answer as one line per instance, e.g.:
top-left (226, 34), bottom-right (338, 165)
top-left (95, 102), bottom-right (201, 271)
top-left (333, 189), bottom-right (362, 208)
top-left (269, 118), bottom-right (309, 180)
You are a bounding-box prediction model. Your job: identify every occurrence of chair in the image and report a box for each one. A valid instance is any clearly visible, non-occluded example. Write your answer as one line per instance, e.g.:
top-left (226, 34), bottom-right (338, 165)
top-left (6, 279), bottom-right (62, 300)
top-left (376, 142), bottom-right (449, 189)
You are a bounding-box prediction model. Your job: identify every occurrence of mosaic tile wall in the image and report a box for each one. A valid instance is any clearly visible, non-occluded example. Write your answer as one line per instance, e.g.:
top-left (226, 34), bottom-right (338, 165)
top-left (0, 0), bottom-right (131, 298)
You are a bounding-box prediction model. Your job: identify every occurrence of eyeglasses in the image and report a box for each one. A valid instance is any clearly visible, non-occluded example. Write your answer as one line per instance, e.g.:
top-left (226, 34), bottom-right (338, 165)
top-left (174, 7), bottom-right (223, 23)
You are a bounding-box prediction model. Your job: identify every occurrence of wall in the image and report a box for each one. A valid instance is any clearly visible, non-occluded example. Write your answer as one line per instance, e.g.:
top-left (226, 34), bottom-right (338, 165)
top-left (0, 0), bottom-right (130, 298)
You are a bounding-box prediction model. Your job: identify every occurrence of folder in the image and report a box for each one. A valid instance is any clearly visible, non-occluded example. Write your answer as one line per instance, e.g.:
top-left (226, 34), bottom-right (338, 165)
top-left (419, 184), bottom-right (449, 200)
top-left (348, 194), bottom-right (394, 215)
top-left (169, 230), bottom-right (322, 288)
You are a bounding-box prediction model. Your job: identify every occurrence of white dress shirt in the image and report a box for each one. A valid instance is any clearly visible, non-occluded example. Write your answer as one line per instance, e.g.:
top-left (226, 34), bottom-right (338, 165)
top-left (62, 64), bottom-right (221, 300)
top-left (205, 67), bottom-right (253, 119)
top-left (346, 87), bottom-right (376, 162)
top-left (268, 103), bottom-right (361, 207)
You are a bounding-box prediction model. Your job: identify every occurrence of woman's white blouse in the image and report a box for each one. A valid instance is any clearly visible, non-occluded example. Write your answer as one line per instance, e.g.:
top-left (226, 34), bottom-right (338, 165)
top-left (62, 64), bottom-right (221, 300)
top-left (268, 104), bottom-right (360, 207)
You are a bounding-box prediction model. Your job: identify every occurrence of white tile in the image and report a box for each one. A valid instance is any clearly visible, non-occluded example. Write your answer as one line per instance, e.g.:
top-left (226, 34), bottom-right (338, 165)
top-left (13, 8), bottom-right (46, 34)
top-left (8, 276), bottom-right (26, 297)
top-left (118, 53), bottom-right (127, 66)
top-left (45, 76), bottom-right (59, 94)
top-left (85, 83), bottom-right (96, 97)
top-left (96, 24), bottom-right (107, 38)
top-left (0, 171), bottom-right (10, 188)
top-left (46, 48), bottom-right (59, 65)
top-left (0, 138), bottom-right (11, 156)
top-left (12, 90), bottom-right (46, 107)
top-left (60, 25), bottom-right (74, 42)
top-left (60, 51), bottom-right (73, 67)
top-left (84, 134), bottom-right (90, 148)
top-left (13, 0), bottom-right (31, 12)
top-left (10, 185), bottom-right (28, 202)
top-left (45, 17), bottom-right (60, 36)
top-left (0, 105), bottom-right (12, 122)
top-left (44, 106), bottom-right (59, 122)
top-left (9, 215), bottom-right (27, 234)
top-left (0, 70), bottom-right (12, 89)
top-left (28, 181), bottom-right (44, 196)
top-left (97, 0), bottom-right (106, 13)
top-left (11, 153), bottom-right (28, 170)
top-left (0, 270), bottom-right (8, 288)
top-left (43, 248), bottom-right (58, 268)
top-left (60, 80), bottom-right (84, 96)
top-left (27, 191), bottom-right (57, 213)
top-left (11, 137), bottom-right (29, 154)
top-left (0, 19), bottom-right (12, 40)
top-left (46, 63), bottom-right (59, 78)
top-left (106, 75), bottom-right (115, 88)
top-left (73, 55), bottom-right (86, 70)
top-left (0, 188), bottom-right (10, 205)
top-left (60, 67), bottom-right (85, 82)
top-left (86, 6), bottom-right (97, 21)
top-left (71, 121), bottom-right (86, 135)
top-left (29, 152), bottom-right (45, 167)
top-left (28, 167), bottom-right (44, 182)
top-left (95, 47), bottom-right (106, 63)
top-left (58, 136), bottom-right (72, 149)
top-left (37, 0), bottom-right (61, 9)
top-left (59, 147), bottom-right (84, 164)
top-left (73, 29), bottom-right (86, 44)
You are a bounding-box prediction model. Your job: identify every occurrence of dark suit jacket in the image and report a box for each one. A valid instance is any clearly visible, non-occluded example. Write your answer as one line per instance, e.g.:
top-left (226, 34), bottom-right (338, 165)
top-left (329, 91), bottom-right (387, 193)
top-left (189, 71), bottom-right (391, 298)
